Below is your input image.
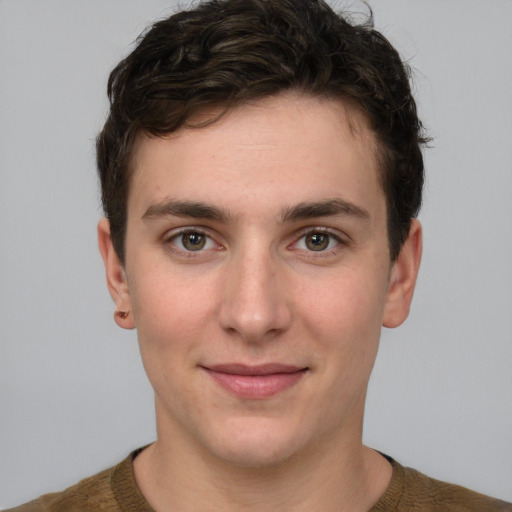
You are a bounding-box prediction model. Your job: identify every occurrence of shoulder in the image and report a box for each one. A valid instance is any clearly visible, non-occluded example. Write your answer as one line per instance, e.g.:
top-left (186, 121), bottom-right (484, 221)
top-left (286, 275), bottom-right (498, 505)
top-left (403, 466), bottom-right (511, 511)
top-left (3, 455), bottom-right (131, 512)
top-left (373, 455), bottom-right (512, 512)
top-left (3, 500), bottom-right (46, 512)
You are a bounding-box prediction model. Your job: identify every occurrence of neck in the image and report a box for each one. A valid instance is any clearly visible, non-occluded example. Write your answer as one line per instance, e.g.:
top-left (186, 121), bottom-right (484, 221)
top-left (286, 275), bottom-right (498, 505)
top-left (133, 417), bottom-right (392, 512)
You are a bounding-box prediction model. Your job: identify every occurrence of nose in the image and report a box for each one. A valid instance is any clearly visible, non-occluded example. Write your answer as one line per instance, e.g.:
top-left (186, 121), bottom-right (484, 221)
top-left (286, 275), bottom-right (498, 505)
top-left (218, 246), bottom-right (292, 343)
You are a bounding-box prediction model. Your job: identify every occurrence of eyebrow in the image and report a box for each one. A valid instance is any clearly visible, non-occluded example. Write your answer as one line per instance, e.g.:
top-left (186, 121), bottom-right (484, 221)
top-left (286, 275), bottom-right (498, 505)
top-left (279, 198), bottom-right (370, 223)
top-left (141, 197), bottom-right (369, 225)
top-left (142, 199), bottom-right (230, 223)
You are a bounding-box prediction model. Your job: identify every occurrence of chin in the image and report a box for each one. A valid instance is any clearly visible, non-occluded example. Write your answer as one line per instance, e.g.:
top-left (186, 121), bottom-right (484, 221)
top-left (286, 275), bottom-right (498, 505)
top-left (204, 417), bottom-right (308, 469)
top-left (213, 443), bottom-right (297, 469)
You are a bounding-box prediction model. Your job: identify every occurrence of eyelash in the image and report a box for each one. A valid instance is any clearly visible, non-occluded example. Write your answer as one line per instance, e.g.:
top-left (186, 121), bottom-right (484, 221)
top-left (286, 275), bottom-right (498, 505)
top-left (164, 228), bottom-right (221, 257)
top-left (163, 227), bottom-right (346, 258)
top-left (292, 228), bottom-right (344, 257)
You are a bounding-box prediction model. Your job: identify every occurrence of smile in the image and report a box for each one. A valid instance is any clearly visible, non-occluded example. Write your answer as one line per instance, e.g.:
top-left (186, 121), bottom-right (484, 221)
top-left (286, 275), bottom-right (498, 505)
top-left (202, 364), bottom-right (308, 399)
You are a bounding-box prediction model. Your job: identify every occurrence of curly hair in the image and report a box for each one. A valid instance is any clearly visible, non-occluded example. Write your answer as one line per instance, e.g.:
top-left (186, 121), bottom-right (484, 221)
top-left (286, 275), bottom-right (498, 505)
top-left (97, 0), bottom-right (428, 263)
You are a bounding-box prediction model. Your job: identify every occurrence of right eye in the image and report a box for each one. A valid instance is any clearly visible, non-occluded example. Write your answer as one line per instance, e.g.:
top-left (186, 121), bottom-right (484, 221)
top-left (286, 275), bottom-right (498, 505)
top-left (168, 230), bottom-right (217, 252)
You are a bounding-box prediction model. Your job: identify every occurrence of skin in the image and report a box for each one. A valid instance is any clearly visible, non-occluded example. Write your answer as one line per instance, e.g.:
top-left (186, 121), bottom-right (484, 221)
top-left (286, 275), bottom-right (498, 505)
top-left (98, 93), bottom-right (422, 511)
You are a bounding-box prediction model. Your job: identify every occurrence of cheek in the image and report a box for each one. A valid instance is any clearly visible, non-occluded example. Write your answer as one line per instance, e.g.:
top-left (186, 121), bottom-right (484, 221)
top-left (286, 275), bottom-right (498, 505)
top-left (128, 274), bottom-right (208, 408)
top-left (300, 269), bottom-right (388, 380)
top-left (302, 269), bottom-right (388, 337)
top-left (128, 266), bottom-right (218, 359)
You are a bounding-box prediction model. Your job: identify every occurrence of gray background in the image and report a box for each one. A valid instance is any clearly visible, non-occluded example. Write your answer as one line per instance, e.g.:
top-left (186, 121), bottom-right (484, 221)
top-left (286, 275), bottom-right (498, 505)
top-left (1, 0), bottom-right (511, 507)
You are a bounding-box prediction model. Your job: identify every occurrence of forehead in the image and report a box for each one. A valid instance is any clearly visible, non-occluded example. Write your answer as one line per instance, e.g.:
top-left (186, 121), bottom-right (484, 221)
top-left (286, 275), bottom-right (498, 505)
top-left (128, 93), bottom-right (383, 218)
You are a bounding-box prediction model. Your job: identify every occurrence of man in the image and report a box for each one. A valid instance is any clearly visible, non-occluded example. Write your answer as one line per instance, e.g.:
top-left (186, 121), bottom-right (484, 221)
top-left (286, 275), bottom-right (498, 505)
top-left (7, 0), bottom-right (511, 510)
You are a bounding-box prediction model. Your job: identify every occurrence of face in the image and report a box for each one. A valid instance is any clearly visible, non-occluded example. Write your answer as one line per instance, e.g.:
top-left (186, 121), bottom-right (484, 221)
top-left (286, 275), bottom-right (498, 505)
top-left (99, 93), bottom-right (421, 468)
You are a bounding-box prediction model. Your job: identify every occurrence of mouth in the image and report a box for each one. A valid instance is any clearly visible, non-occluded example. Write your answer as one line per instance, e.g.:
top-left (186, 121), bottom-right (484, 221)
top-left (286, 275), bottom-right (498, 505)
top-left (201, 363), bottom-right (308, 399)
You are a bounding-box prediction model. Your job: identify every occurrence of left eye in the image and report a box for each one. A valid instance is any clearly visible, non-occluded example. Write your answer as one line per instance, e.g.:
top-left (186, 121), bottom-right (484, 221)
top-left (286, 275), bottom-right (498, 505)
top-left (296, 232), bottom-right (339, 252)
top-left (171, 231), bottom-right (216, 252)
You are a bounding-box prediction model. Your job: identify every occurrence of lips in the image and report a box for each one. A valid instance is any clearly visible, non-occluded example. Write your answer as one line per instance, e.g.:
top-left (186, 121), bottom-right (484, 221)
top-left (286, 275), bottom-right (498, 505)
top-left (202, 363), bottom-right (307, 399)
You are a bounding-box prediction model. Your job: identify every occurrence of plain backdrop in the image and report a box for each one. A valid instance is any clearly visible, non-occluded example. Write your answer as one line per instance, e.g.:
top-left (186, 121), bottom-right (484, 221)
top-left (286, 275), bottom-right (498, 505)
top-left (1, 0), bottom-right (511, 507)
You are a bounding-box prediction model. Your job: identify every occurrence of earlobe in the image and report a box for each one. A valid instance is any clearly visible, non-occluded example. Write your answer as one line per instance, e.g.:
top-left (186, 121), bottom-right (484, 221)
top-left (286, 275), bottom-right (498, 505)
top-left (97, 218), bottom-right (135, 330)
top-left (382, 219), bottom-right (422, 328)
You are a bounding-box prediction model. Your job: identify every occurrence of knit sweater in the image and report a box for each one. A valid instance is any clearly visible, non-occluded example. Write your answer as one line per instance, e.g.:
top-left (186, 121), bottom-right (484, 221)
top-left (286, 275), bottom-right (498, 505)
top-left (6, 449), bottom-right (512, 511)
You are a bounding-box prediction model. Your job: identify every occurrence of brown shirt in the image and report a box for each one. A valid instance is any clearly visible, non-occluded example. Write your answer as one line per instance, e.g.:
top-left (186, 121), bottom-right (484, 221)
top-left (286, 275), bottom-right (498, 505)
top-left (6, 450), bottom-right (512, 512)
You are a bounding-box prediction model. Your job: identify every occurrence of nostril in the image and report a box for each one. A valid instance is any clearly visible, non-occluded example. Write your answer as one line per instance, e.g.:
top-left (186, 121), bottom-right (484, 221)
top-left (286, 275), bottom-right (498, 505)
top-left (217, 257), bottom-right (293, 342)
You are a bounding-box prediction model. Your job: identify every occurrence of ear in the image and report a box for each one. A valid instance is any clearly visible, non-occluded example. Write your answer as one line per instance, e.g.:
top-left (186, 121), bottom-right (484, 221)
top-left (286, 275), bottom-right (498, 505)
top-left (97, 218), bottom-right (135, 329)
top-left (382, 219), bottom-right (422, 328)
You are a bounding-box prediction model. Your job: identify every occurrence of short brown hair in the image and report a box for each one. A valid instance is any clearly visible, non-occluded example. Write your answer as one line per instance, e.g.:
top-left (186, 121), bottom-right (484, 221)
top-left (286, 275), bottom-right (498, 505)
top-left (97, 0), bottom-right (428, 263)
